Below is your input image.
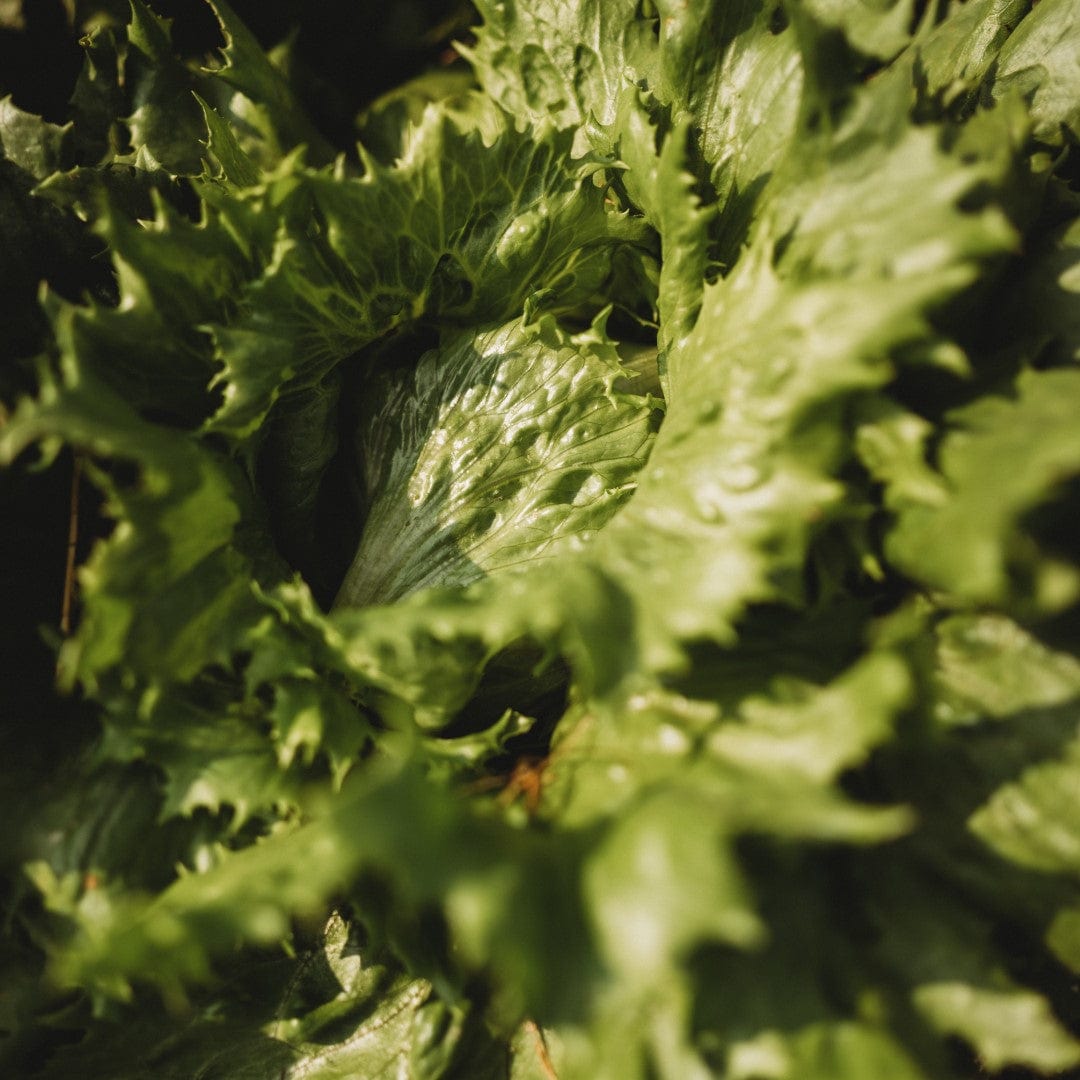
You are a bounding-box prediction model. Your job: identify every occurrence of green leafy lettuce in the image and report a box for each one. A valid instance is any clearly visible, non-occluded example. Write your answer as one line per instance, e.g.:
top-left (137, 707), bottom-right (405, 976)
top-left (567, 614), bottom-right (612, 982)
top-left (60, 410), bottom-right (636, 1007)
top-left (3, 0), bottom-right (1080, 1076)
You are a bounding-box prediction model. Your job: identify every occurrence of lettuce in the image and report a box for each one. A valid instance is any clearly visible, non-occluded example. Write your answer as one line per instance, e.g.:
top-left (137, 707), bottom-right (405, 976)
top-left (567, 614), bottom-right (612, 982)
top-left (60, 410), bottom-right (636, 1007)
top-left (3, 0), bottom-right (1080, 1076)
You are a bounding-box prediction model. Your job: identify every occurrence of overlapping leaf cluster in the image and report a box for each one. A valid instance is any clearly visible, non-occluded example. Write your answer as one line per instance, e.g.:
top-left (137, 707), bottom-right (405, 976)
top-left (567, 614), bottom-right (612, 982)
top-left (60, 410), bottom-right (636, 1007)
top-left (3, 0), bottom-right (1080, 1076)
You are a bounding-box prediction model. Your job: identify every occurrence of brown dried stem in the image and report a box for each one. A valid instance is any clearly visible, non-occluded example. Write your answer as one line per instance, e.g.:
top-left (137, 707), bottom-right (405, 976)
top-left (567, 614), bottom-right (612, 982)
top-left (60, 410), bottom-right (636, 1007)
top-left (60, 454), bottom-right (82, 636)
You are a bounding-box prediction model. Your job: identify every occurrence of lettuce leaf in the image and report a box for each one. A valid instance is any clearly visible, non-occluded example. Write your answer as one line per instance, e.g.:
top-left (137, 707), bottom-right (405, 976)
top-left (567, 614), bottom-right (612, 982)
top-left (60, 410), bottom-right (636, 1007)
top-left (335, 313), bottom-right (659, 607)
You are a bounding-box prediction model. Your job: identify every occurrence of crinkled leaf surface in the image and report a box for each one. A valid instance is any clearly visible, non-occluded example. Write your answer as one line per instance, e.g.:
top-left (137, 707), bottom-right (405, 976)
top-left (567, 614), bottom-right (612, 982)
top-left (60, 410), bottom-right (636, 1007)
top-left (993, 0), bottom-right (1080, 145)
top-left (207, 107), bottom-right (648, 437)
top-left (468, 0), bottom-right (653, 133)
top-left (335, 314), bottom-right (659, 607)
